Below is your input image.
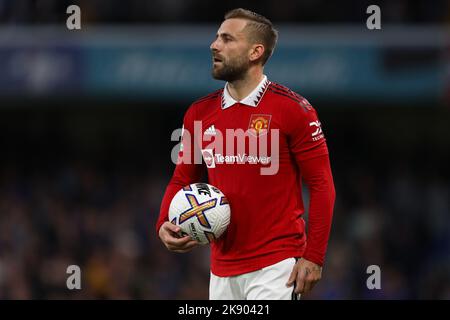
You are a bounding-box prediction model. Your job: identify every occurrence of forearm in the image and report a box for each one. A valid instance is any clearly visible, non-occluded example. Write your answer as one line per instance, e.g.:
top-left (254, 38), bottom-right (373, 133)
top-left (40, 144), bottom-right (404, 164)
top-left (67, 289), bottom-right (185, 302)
top-left (156, 181), bottom-right (185, 234)
top-left (299, 154), bottom-right (336, 266)
top-left (156, 164), bottom-right (204, 234)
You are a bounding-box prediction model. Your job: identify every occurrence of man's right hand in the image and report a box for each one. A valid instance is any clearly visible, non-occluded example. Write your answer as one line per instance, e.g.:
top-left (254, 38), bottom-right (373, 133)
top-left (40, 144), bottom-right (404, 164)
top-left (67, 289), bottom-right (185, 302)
top-left (158, 221), bottom-right (199, 253)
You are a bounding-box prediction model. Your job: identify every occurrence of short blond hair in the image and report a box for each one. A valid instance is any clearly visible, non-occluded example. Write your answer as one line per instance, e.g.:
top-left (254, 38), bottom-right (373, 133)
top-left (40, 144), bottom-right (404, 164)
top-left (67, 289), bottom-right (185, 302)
top-left (224, 8), bottom-right (278, 65)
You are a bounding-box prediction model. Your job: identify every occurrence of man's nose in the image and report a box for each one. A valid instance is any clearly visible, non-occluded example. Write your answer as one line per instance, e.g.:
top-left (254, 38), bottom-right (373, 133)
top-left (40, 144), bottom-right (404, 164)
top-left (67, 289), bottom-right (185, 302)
top-left (210, 39), bottom-right (219, 51)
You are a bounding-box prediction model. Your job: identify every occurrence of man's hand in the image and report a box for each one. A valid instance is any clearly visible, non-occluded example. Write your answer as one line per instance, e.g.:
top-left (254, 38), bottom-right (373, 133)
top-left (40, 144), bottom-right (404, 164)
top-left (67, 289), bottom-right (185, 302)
top-left (158, 221), bottom-right (199, 253)
top-left (286, 258), bottom-right (322, 295)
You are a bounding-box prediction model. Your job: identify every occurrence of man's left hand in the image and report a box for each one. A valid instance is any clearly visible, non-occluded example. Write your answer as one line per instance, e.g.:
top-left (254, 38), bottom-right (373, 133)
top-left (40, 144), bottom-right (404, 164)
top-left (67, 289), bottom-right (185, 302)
top-left (286, 258), bottom-right (322, 295)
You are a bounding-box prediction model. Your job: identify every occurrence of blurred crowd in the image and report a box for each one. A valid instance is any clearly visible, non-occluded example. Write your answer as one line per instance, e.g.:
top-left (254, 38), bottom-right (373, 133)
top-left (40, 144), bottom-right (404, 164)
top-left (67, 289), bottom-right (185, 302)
top-left (0, 106), bottom-right (448, 299)
top-left (0, 0), bottom-right (448, 24)
top-left (0, 162), bottom-right (212, 299)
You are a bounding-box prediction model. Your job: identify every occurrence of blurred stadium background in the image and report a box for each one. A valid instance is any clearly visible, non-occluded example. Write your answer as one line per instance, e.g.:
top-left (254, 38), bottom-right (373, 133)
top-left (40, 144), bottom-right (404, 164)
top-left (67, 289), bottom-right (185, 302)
top-left (0, 0), bottom-right (449, 299)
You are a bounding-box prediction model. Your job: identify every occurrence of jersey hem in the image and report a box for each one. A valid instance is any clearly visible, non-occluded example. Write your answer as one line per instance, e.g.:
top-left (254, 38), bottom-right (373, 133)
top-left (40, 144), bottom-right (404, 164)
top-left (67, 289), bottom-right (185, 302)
top-left (210, 249), bottom-right (305, 277)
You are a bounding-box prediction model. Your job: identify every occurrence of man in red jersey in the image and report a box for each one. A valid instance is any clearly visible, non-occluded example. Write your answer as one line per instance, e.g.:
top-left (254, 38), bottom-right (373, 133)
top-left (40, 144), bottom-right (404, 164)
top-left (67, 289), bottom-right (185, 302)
top-left (156, 8), bottom-right (336, 300)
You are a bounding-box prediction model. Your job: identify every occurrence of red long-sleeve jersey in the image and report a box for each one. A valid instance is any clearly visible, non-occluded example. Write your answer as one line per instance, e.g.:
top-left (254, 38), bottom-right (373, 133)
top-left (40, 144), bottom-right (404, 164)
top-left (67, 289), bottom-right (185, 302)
top-left (157, 76), bottom-right (336, 277)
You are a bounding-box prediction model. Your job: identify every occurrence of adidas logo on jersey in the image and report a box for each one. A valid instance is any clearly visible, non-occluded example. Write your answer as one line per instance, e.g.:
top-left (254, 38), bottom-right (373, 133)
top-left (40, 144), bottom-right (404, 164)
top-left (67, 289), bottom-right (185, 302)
top-left (204, 125), bottom-right (217, 136)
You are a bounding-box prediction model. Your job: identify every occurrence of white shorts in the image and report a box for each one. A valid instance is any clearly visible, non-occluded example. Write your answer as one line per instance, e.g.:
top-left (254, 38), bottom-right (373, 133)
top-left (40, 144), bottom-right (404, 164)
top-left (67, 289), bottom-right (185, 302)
top-left (209, 257), bottom-right (301, 300)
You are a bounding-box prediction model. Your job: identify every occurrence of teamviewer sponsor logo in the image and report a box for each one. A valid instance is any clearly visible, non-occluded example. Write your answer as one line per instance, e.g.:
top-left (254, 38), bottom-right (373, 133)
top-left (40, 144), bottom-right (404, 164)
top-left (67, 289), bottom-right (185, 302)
top-left (214, 153), bottom-right (271, 165)
top-left (172, 121), bottom-right (280, 175)
top-left (201, 149), bottom-right (216, 168)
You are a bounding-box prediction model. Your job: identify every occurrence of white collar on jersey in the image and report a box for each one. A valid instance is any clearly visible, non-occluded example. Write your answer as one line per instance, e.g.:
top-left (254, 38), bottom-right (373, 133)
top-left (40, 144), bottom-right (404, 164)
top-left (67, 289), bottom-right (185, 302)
top-left (221, 75), bottom-right (270, 109)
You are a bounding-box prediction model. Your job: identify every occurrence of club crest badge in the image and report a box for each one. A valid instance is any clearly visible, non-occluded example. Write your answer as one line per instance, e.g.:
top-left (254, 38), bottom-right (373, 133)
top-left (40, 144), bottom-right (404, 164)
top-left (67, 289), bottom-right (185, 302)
top-left (248, 114), bottom-right (271, 137)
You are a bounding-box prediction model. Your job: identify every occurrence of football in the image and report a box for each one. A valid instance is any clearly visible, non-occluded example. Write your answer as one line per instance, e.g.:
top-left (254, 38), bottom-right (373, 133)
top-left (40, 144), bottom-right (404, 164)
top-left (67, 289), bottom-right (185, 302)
top-left (169, 183), bottom-right (231, 244)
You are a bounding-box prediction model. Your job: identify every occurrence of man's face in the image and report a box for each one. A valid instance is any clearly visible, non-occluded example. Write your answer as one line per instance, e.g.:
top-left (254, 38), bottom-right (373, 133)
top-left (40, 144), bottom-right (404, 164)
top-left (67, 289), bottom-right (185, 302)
top-left (210, 18), bottom-right (252, 82)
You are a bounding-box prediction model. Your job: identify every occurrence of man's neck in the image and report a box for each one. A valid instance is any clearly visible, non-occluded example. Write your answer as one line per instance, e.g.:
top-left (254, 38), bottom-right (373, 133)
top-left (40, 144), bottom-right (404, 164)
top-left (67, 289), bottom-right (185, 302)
top-left (226, 69), bottom-right (264, 102)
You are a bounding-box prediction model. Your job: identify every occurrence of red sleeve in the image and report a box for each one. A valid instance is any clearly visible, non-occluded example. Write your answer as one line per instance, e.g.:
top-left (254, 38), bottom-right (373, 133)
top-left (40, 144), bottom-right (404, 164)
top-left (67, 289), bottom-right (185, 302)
top-left (286, 98), bottom-right (329, 161)
top-left (298, 155), bottom-right (335, 266)
top-left (155, 105), bottom-right (204, 234)
top-left (285, 99), bottom-right (336, 266)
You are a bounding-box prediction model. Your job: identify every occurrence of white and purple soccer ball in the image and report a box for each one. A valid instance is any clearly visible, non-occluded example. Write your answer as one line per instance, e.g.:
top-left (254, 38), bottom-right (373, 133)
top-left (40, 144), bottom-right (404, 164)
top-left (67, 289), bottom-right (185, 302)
top-left (169, 183), bottom-right (231, 245)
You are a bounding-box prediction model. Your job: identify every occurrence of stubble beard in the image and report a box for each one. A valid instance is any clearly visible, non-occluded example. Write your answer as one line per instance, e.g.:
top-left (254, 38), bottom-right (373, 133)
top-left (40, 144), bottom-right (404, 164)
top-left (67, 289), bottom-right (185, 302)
top-left (211, 55), bottom-right (250, 82)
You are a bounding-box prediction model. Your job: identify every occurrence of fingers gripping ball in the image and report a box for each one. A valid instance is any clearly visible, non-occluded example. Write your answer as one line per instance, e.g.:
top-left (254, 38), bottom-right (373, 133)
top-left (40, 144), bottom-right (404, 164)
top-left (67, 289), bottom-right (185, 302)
top-left (169, 183), bottom-right (231, 245)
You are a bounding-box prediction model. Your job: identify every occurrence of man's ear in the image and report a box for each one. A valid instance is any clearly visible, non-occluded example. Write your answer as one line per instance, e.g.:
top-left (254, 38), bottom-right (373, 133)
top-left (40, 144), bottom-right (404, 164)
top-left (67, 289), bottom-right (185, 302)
top-left (249, 44), bottom-right (265, 62)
